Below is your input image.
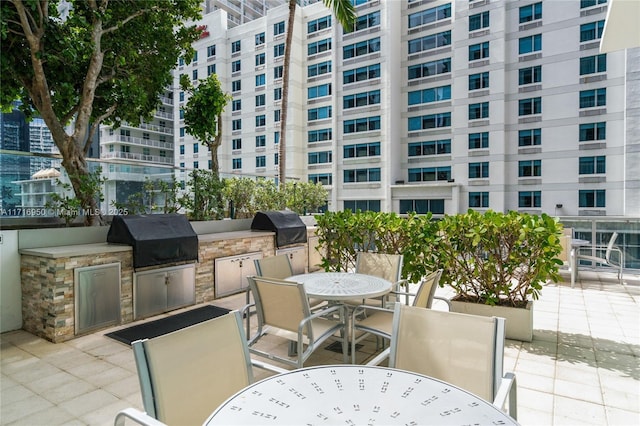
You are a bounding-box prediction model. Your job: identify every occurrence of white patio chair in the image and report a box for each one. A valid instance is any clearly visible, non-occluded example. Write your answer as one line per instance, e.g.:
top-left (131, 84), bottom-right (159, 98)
top-left (350, 269), bottom-right (444, 363)
top-left (113, 311), bottom-right (286, 426)
top-left (368, 303), bottom-right (518, 420)
top-left (577, 231), bottom-right (624, 283)
top-left (344, 252), bottom-right (407, 307)
top-left (246, 275), bottom-right (348, 368)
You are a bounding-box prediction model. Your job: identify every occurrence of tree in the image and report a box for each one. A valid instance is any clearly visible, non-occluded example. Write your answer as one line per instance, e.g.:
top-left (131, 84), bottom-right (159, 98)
top-left (278, 0), bottom-right (356, 186)
top-left (1, 0), bottom-right (201, 225)
top-left (180, 74), bottom-right (231, 179)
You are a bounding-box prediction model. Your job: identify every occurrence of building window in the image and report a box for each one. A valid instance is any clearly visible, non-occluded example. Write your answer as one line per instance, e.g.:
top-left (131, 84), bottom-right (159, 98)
top-left (469, 11), bottom-right (489, 31)
top-left (232, 138), bottom-right (241, 150)
top-left (255, 135), bottom-right (266, 147)
top-left (399, 199), bottom-right (445, 214)
top-left (308, 15), bottom-right (331, 33)
top-left (408, 86), bottom-right (451, 105)
top-left (344, 142), bottom-right (381, 158)
top-left (408, 139), bottom-right (451, 156)
top-left (308, 60), bottom-right (332, 77)
top-left (309, 173), bottom-right (332, 185)
top-left (274, 87), bottom-right (282, 101)
top-left (191, 143), bottom-right (198, 154)
top-left (308, 83), bottom-right (332, 99)
top-left (518, 191), bottom-right (541, 208)
top-left (408, 58), bottom-right (451, 80)
top-left (231, 40), bottom-right (241, 53)
top-left (581, 0), bottom-right (607, 8)
top-left (308, 39), bottom-right (332, 55)
top-left (274, 21), bottom-right (285, 36)
top-left (159, 150), bottom-right (166, 158)
top-left (344, 90), bottom-right (380, 109)
top-left (308, 128), bottom-right (332, 143)
top-left (579, 190), bottom-right (605, 207)
top-left (469, 102), bottom-right (489, 120)
top-left (255, 115), bottom-right (266, 127)
top-left (232, 80), bottom-right (241, 92)
top-left (469, 192), bottom-right (489, 208)
top-left (579, 156), bottom-right (606, 174)
top-left (408, 166), bottom-right (451, 182)
top-left (469, 72), bottom-right (489, 90)
top-left (255, 32), bottom-right (265, 46)
top-left (255, 74), bottom-right (266, 87)
top-left (519, 34), bottom-right (542, 54)
top-left (179, 127), bottom-right (185, 137)
top-left (255, 53), bottom-right (265, 66)
top-left (580, 54), bottom-right (606, 75)
top-left (343, 37), bottom-right (380, 59)
top-left (518, 160), bottom-right (542, 177)
top-left (518, 97), bottom-right (542, 115)
top-left (469, 41), bottom-right (489, 61)
top-left (579, 88), bottom-right (606, 108)
top-left (344, 167), bottom-right (381, 183)
top-left (232, 158), bottom-right (242, 169)
top-left (469, 162), bottom-right (489, 179)
top-left (192, 69), bottom-right (198, 80)
top-left (274, 66), bottom-right (283, 79)
top-left (408, 31), bottom-right (451, 54)
top-left (179, 145), bottom-right (185, 155)
top-left (207, 64), bottom-right (216, 75)
top-left (344, 200), bottom-right (380, 212)
top-left (207, 44), bottom-right (216, 57)
top-left (408, 3), bottom-right (451, 28)
top-left (519, 65), bottom-right (542, 85)
top-left (343, 64), bottom-right (381, 84)
top-left (274, 153), bottom-right (278, 165)
top-left (274, 43), bottom-right (285, 57)
top-left (274, 131), bottom-right (280, 144)
top-left (232, 119), bottom-right (241, 130)
top-left (579, 122), bottom-right (606, 141)
top-left (468, 132), bottom-right (489, 149)
top-left (232, 99), bottom-right (241, 111)
top-left (408, 112), bottom-right (452, 131)
top-left (354, 11), bottom-right (380, 31)
top-left (519, 2), bottom-right (542, 23)
top-left (343, 116), bottom-right (381, 133)
top-left (255, 156), bottom-right (266, 168)
top-left (580, 20), bottom-right (605, 42)
top-left (308, 106), bottom-right (332, 121)
top-left (232, 60), bottom-right (241, 73)
top-left (518, 128), bottom-right (542, 146)
top-left (308, 151), bottom-right (332, 164)
top-left (255, 94), bottom-right (266, 107)
top-left (274, 109), bottom-right (281, 122)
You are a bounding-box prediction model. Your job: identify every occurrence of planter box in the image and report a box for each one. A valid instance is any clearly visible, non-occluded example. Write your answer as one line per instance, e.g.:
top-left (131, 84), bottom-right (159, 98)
top-left (450, 300), bottom-right (533, 342)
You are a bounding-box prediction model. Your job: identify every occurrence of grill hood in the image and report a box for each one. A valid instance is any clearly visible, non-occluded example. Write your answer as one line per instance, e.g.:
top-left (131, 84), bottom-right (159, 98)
top-left (251, 210), bottom-right (307, 247)
top-left (107, 214), bottom-right (198, 268)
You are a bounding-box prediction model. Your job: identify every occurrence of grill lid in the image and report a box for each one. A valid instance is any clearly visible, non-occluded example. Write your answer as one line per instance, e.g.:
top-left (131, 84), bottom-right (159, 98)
top-left (251, 210), bottom-right (307, 247)
top-left (107, 214), bottom-right (198, 268)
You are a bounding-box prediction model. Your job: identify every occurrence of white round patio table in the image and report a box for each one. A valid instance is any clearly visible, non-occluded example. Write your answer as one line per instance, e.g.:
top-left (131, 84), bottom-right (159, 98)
top-left (204, 364), bottom-right (518, 425)
top-left (287, 272), bottom-right (392, 301)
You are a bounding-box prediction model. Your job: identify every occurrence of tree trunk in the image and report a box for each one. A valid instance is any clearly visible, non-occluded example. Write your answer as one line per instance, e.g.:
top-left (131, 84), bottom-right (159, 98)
top-left (59, 135), bottom-right (100, 226)
top-left (209, 113), bottom-right (222, 180)
top-left (278, 0), bottom-right (297, 187)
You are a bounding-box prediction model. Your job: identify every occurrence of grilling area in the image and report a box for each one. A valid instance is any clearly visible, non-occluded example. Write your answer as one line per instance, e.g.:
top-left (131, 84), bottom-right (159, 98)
top-left (16, 211), bottom-right (315, 343)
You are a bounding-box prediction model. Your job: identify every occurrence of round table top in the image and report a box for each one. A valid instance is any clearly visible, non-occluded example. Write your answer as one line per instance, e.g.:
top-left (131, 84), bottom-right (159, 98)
top-left (204, 364), bottom-right (518, 425)
top-left (288, 272), bottom-right (392, 301)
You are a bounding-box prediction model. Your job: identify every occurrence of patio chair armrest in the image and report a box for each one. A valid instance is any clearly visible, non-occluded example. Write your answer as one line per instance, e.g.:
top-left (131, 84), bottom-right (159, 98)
top-left (492, 372), bottom-right (517, 421)
top-left (366, 347), bottom-right (390, 366)
top-left (114, 408), bottom-right (167, 426)
top-left (251, 359), bottom-right (288, 375)
top-left (432, 295), bottom-right (452, 310)
top-left (306, 303), bottom-right (347, 321)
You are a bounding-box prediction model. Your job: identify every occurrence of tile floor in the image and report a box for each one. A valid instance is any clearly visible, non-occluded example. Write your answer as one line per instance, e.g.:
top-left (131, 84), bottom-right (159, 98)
top-left (1, 269), bottom-right (639, 425)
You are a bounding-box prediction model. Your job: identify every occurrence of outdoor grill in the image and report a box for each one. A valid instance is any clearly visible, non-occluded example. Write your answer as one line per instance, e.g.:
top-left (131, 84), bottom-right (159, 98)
top-left (107, 214), bottom-right (199, 269)
top-left (251, 210), bottom-right (308, 248)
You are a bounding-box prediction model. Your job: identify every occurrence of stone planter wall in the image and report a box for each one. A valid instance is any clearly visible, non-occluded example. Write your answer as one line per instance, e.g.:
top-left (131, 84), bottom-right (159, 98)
top-left (450, 300), bottom-right (534, 342)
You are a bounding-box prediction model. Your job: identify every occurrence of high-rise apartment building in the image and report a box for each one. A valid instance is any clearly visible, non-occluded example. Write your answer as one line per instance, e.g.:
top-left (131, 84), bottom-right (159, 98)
top-left (178, 0), bottom-right (639, 216)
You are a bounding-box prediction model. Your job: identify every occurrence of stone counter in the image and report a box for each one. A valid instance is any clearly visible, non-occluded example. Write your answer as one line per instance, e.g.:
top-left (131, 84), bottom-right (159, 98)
top-left (20, 227), bottom-right (318, 343)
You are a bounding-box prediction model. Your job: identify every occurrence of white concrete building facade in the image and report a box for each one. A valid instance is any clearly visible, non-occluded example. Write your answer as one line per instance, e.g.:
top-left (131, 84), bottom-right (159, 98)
top-left (176, 0), bottom-right (640, 217)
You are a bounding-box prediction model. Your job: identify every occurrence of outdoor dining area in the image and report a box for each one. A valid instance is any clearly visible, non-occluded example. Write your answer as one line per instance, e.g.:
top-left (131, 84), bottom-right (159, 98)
top-left (114, 251), bottom-right (519, 426)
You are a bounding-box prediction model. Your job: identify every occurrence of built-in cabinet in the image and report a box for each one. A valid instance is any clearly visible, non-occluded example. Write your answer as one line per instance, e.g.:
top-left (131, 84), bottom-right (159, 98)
top-left (214, 252), bottom-right (262, 298)
top-left (133, 264), bottom-right (196, 320)
top-left (74, 263), bottom-right (121, 335)
top-left (276, 245), bottom-right (307, 274)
